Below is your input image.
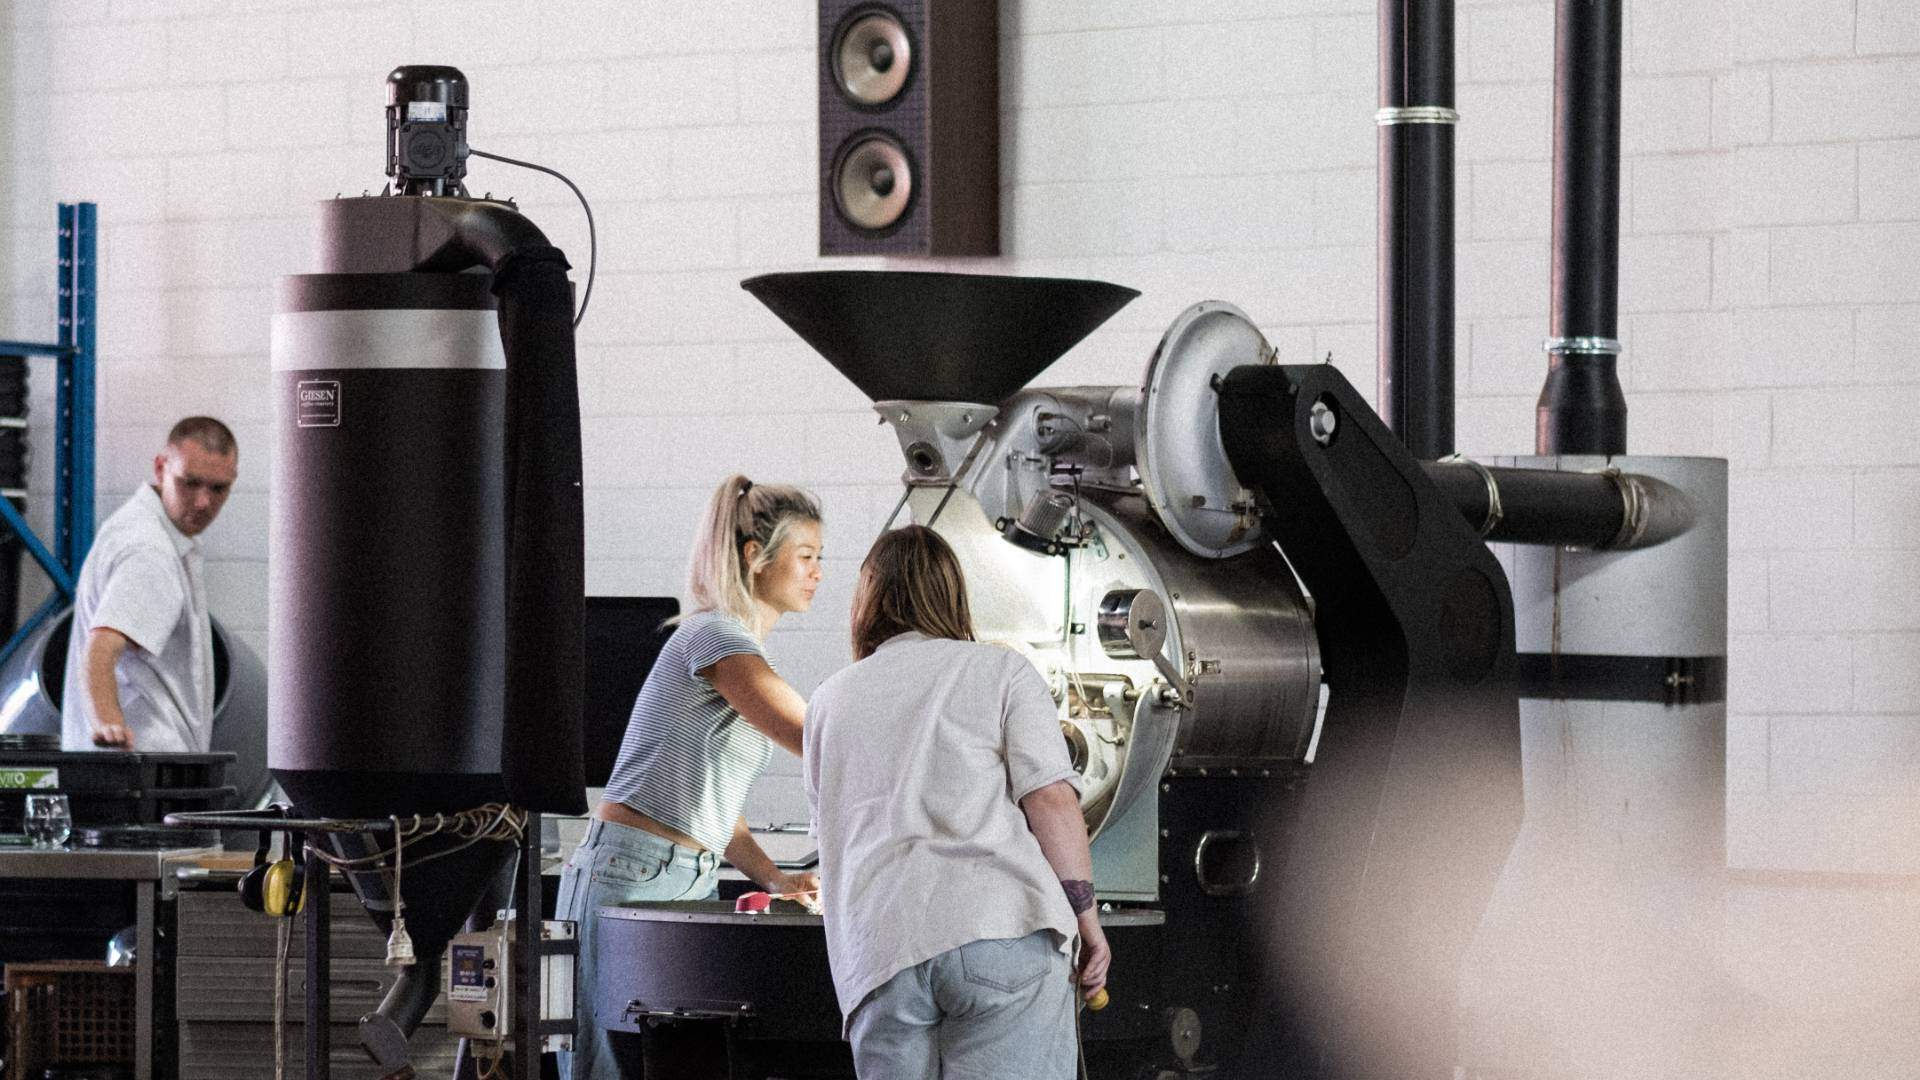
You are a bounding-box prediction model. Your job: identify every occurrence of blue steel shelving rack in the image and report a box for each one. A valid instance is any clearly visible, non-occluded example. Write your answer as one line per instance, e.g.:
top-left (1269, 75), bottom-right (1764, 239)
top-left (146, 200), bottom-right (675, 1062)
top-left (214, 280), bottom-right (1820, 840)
top-left (0, 202), bottom-right (97, 662)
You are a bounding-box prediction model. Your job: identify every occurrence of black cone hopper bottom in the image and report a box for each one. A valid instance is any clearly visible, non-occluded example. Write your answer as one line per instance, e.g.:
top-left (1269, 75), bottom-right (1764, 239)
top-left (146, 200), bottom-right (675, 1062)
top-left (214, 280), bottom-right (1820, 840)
top-left (741, 270), bottom-right (1140, 406)
top-left (325, 830), bottom-right (512, 960)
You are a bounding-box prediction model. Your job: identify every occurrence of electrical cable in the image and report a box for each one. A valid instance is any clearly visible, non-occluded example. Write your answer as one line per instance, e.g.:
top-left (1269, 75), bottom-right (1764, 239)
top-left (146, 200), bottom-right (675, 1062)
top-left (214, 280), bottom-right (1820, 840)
top-left (274, 913), bottom-right (290, 1080)
top-left (468, 146), bottom-right (597, 329)
top-left (307, 805), bottom-right (527, 875)
top-left (387, 815), bottom-right (414, 966)
top-left (303, 804), bottom-right (527, 967)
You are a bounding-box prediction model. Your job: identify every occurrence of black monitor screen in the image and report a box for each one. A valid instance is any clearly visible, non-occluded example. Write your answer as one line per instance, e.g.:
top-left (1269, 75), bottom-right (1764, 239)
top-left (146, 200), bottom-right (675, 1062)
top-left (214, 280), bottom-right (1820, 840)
top-left (582, 596), bottom-right (680, 788)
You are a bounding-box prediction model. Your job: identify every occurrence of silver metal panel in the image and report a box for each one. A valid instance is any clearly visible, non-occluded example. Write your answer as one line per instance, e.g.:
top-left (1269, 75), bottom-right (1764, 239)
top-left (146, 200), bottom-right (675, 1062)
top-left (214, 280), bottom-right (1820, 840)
top-left (1093, 693), bottom-right (1178, 841)
top-left (1085, 496), bottom-right (1321, 766)
top-left (1135, 301), bottom-right (1272, 558)
top-left (1088, 775), bottom-right (1160, 901)
top-left (908, 486), bottom-right (1067, 642)
top-left (1022, 385), bottom-right (1141, 482)
top-left (176, 955), bottom-right (450, 1024)
top-left (270, 308), bottom-right (505, 372)
top-left (1495, 455), bottom-right (1728, 657)
top-left (0, 847), bottom-right (216, 881)
top-left (1516, 698), bottom-right (1726, 870)
top-left (909, 486), bottom-right (1163, 846)
top-left (910, 486), bottom-right (1319, 773)
top-left (903, 485), bottom-right (1318, 902)
top-left (178, 1021), bottom-right (458, 1080)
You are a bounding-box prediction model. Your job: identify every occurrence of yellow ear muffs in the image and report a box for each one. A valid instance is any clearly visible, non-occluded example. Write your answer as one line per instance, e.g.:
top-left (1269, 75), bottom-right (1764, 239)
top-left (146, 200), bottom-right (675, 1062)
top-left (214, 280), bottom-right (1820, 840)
top-left (238, 826), bottom-right (306, 917)
top-left (261, 858), bottom-right (305, 917)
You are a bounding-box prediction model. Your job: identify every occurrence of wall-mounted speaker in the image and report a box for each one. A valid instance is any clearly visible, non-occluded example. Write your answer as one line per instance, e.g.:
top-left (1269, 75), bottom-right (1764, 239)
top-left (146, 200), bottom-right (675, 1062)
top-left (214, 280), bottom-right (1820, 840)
top-left (819, 0), bottom-right (999, 257)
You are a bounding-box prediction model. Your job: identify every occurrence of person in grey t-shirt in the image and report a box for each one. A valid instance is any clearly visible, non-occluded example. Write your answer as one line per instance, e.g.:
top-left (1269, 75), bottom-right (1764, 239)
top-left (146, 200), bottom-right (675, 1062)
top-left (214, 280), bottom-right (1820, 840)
top-left (807, 525), bottom-right (1111, 1079)
top-left (555, 473), bottom-right (824, 1080)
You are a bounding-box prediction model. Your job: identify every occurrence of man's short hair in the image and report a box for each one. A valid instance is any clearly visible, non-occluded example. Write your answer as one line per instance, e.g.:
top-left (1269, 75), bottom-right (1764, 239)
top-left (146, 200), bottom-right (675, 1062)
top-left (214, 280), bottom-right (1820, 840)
top-left (167, 416), bottom-right (237, 457)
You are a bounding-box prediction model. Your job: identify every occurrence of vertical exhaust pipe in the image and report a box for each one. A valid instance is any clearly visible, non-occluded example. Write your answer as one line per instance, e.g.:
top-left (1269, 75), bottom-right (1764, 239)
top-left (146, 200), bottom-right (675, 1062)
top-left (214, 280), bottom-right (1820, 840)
top-left (1537, 0), bottom-right (1628, 454)
top-left (1377, 0), bottom-right (1457, 460)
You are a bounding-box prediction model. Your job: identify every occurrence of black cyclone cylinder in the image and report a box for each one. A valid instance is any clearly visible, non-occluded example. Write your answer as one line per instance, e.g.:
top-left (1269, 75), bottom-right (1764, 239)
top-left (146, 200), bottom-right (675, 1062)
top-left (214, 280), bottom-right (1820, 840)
top-left (269, 272), bottom-right (509, 817)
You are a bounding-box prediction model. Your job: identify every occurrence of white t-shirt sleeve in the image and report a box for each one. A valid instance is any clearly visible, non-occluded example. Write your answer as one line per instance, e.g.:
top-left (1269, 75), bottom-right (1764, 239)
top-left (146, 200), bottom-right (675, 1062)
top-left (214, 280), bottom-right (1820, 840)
top-left (1001, 655), bottom-right (1081, 803)
top-left (89, 547), bottom-right (187, 656)
top-left (803, 694), bottom-right (823, 836)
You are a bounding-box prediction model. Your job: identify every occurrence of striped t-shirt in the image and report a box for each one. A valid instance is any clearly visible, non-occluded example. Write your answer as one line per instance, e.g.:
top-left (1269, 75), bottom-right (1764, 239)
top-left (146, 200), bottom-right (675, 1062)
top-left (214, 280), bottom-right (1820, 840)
top-left (602, 610), bottom-right (775, 852)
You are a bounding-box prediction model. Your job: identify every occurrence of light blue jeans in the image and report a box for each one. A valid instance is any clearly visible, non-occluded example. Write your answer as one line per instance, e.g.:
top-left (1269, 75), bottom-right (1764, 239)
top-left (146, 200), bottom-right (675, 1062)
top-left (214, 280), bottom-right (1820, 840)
top-left (554, 818), bottom-right (719, 1080)
top-left (848, 930), bottom-right (1077, 1079)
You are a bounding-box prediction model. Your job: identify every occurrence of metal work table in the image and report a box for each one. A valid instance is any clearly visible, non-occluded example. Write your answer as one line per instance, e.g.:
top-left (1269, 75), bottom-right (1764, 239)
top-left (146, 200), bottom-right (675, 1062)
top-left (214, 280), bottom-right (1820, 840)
top-left (0, 845), bottom-right (220, 1080)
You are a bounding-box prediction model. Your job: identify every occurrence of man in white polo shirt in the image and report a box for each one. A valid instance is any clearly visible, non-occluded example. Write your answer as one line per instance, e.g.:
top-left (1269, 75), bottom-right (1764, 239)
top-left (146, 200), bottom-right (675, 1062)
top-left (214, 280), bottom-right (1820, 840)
top-left (61, 417), bottom-right (238, 753)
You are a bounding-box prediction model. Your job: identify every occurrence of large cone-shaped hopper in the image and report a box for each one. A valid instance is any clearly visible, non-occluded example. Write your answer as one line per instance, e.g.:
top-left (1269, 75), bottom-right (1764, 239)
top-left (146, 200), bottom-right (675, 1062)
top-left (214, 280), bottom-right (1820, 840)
top-left (323, 829), bottom-right (517, 1052)
top-left (741, 271), bottom-right (1139, 405)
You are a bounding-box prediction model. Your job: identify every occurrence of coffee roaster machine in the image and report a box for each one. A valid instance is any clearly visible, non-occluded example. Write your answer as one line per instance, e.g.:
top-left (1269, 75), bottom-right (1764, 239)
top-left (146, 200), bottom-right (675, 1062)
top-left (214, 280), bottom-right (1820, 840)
top-left (596, 1), bottom-right (1725, 1075)
top-left (587, 267), bottom-right (1717, 1079)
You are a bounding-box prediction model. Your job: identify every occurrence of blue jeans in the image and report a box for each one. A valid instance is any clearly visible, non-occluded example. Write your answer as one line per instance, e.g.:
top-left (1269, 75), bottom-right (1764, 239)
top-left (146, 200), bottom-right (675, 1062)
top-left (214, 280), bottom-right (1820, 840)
top-left (848, 930), bottom-right (1077, 1079)
top-left (554, 818), bottom-right (719, 1080)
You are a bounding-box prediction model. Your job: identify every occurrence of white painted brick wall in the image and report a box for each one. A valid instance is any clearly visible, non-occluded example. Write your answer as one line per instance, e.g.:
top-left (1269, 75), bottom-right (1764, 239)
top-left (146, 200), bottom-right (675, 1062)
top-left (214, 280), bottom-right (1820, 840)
top-left (1859, 0), bottom-right (1920, 56)
top-left (1860, 140), bottom-right (1920, 221)
top-left (3, 0), bottom-right (1917, 875)
top-left (1772, 58), bottom-right (1920, 144)
top-left (1631, 0), bottom-right (1729, 76)
top-left (1855, 469), bottom-right (1920, 548)
top-left (1729, 145), bottom-right (1856, 227)
top-left (1734, 0), bottom-right (1856, 62)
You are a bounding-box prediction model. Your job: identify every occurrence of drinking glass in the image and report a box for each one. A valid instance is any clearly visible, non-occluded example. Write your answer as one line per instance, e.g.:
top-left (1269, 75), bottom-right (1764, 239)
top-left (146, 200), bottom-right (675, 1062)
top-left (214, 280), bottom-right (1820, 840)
top-left (24, 793), bottom-right (71, 849)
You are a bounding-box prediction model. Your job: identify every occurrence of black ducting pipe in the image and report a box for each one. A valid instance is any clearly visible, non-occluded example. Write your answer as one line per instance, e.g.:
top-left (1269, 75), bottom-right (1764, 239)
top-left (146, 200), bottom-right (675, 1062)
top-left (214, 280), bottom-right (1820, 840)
top-left (1378, 0), bottom-right (1456, 459)
top-left (1537, 0), bottom-right (1628, 454)
top-left (490, 237), bottom-right (588, 814)
top-left (1421, 460), bottom-right (1695, 549)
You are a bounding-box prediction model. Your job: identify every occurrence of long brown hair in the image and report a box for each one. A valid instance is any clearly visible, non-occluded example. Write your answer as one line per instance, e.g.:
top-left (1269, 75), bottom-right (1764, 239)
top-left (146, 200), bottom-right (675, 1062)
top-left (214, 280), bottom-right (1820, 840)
top-left (849, 525), bottom-right (975, 660)
top-left (678, 474), bottom-right (821, 631)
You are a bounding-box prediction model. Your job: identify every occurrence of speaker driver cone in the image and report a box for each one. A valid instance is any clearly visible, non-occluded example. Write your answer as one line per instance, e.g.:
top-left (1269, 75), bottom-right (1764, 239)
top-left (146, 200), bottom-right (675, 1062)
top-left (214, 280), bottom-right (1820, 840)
top-left (835, 11), bottom-right (912, 105)
top-left (834, 135), bottom-right (913, 231)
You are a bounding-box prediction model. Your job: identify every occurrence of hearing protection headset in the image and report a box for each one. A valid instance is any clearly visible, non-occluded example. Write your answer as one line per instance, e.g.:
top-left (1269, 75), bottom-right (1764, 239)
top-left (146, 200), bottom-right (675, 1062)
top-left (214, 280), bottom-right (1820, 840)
top-left (239, 818), bottom-right (306, 918)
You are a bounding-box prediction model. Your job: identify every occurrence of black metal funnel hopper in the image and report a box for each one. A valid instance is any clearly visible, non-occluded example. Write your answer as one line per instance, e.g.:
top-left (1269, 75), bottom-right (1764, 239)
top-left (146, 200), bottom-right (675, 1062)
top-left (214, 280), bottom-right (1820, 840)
top-left (741, 270), bottom-right (1140, 405)
top-left (321, 831), bottom-right (516, 1036)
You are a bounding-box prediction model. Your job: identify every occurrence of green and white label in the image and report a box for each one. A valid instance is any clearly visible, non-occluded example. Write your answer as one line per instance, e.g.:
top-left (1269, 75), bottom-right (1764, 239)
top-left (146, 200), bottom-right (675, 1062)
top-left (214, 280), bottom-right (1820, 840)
top-left (0, 767), bottom-right (58, 790)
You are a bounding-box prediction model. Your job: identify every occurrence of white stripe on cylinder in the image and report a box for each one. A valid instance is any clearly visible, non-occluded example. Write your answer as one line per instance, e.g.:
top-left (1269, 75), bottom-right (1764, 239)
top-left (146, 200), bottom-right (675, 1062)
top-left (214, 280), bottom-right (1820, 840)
top-left (270, 308), bottom-right (506, 372)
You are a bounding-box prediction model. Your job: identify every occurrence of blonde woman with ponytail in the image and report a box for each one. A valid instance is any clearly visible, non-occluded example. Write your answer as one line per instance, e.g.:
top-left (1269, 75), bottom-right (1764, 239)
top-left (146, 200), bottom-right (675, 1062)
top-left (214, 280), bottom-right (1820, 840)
top-left (556, 474), bottom-right (824, 1080)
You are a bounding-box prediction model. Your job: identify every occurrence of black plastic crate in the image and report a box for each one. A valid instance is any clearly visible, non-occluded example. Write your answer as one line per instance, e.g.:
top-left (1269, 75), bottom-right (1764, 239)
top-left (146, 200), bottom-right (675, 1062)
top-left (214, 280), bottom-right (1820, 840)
top-left (0, 751), bottom-right (230, 796)
top-left (0, 785), bottom-right (236, 832)
top-left (4, 962), bottom-right (136, 1080)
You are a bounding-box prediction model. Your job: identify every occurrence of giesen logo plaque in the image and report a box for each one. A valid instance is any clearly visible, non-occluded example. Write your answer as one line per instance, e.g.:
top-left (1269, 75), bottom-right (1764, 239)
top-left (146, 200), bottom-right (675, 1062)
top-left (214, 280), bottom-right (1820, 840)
top-left (297, 379), bottom-right (341, 428)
